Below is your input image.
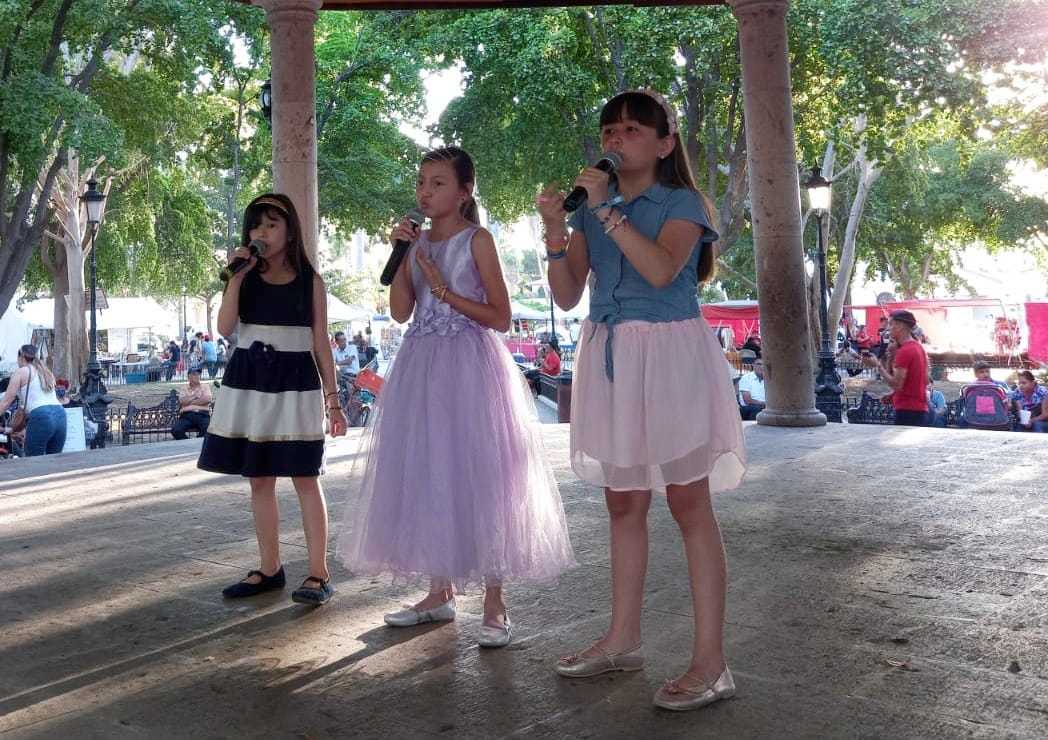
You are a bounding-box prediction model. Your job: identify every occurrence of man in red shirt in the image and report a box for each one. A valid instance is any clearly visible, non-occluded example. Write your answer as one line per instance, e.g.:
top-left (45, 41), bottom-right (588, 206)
top-left (862, 310), bottom-right (929, 426)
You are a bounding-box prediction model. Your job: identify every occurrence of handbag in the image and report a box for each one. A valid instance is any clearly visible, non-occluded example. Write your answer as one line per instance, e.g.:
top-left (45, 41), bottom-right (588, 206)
top-left (9, 368), bottom-right (30, 434)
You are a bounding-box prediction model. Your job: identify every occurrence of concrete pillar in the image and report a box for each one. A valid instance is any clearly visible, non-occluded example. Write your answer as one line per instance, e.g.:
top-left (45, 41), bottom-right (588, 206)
top-left (255, 0), bottom-right (322, 265)
top-left (728, 0), bottom-right (824, 427)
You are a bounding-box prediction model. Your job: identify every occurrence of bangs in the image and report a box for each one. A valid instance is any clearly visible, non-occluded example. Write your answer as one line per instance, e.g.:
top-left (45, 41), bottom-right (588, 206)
top-left (600, 93), bottom-right (666, 133)
top-left (244, 204), bottom-right (287, 231)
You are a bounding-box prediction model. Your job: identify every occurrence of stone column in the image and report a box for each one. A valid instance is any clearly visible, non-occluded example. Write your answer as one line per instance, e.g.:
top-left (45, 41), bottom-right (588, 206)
top-left (728, 0), bottom-right (824, 427)
top-left (255, 0), bottom-right (323, 265)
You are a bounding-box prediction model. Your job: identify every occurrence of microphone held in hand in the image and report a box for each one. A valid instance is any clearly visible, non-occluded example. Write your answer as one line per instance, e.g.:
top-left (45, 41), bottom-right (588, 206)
top-left (380, 209), bottom-right (426, 286)
top-left (220, 239), bottom-right (267, 283)
top-left (562, 152), bottom-right (623, 213)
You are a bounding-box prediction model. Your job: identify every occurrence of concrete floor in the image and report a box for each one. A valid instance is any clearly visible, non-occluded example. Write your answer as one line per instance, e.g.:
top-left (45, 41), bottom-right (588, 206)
top-left (1, 423), bottom-right (1046, 738)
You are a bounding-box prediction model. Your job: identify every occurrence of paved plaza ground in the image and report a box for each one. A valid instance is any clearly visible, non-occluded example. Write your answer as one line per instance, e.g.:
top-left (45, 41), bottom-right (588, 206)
top-left (1, 423), bottom-right (1046, 738)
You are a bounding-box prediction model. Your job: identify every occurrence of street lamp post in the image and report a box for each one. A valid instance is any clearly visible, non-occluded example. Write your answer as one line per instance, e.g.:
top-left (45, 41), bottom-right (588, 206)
top-left (79, 179), bottom-right (112, 446)
top-left (805, 166), bottom-right (843, 422)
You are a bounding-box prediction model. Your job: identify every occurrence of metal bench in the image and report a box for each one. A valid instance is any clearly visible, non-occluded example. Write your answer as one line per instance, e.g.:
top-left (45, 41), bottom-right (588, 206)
top-left (846, 393), bottom-right (1013, 429)
top-left (122, 390), bottom-right (187, 445)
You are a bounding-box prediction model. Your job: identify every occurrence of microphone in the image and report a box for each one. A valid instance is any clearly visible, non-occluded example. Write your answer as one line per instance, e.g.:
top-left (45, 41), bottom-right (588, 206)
top-left (562, 152), bottom-right (623, 213)
top-left (380, 209), bottom-right (425, 286)
top-left (220, 239), bottom-right (267, 283)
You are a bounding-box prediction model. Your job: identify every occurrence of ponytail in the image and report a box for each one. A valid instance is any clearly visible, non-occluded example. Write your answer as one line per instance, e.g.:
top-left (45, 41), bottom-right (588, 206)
top-left (461, 195), bottom-right (480, 225)
top-left (18, 344), bottom-right (55, 392)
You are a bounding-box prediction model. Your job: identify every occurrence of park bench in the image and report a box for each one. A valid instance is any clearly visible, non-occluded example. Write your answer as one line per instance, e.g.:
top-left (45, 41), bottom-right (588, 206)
top-left (121, 390), bottom-right (212, 444)
top-left (846, 392), bottom-right (1011, 429)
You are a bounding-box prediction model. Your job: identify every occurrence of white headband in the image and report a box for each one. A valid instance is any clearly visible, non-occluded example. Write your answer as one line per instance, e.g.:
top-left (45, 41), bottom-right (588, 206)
top-left (631, 88), bottom-right (679, 136)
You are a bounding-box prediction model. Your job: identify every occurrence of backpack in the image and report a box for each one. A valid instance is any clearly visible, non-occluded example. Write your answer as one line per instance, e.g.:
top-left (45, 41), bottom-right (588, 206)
top-left (960, 384), bottom-right (1011, 431)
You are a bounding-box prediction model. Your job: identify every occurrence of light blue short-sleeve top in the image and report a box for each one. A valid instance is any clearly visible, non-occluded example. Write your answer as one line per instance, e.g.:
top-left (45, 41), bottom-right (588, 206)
top-left (569, 181), bottom-right (718, 379)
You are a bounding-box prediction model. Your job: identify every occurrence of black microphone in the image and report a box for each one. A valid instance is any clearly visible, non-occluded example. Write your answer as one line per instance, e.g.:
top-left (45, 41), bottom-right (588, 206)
top-left (380, 209), bottom-right (425, 286)
top-left (562, 152), bottom-right (623, 213)
top-left (220, 239), bottom-right (267, 283)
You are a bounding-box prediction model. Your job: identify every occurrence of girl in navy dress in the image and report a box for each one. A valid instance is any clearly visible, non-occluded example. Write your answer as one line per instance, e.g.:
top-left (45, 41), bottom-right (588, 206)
top-left (199, 193), bottom-right (347, 605)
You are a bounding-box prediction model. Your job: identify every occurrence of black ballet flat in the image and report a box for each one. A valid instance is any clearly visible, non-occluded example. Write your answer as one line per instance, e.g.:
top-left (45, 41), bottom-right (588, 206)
top-left (291, 575), bottom-right (334, 606)
top-left (222, 566), bottom-right (286, 599)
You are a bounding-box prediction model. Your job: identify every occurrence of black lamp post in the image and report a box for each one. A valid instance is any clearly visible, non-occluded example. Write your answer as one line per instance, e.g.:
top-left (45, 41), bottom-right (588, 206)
top-left (805, 165), bottom-right (843, 422)
top-left (79, 179), bottom-right (112, 446)
top-left (260, 78), bottom-right (272, 126)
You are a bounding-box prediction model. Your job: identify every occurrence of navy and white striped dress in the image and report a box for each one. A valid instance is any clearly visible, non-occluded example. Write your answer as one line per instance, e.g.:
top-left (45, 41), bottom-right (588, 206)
top-left (197, 266), bottom-right (325, 477)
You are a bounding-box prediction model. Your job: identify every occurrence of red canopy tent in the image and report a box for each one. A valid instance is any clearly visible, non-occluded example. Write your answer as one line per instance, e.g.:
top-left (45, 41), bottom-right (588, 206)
top-left (701, 300), bottom-right (759, 347)
top-left (1026, 302), bottom-right (1048, 363)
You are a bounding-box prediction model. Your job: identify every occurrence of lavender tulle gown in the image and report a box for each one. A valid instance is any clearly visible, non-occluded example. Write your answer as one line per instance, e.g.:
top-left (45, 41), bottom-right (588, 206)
top-left (336, 225), bottom-right (576, 588)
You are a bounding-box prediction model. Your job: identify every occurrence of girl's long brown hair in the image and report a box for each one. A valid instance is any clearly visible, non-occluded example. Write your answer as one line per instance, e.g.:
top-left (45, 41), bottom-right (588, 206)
top-left (600, 92), bottom-right (718, 283)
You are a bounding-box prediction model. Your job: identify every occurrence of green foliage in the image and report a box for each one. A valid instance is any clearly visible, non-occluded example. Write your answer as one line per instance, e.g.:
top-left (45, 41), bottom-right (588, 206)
top-left (852, 113), bottom-right (1048, 297)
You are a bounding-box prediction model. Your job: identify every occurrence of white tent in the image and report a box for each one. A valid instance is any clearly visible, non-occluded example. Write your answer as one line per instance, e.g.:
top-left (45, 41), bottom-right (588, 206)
top-left (17, 297), bottom-right (178, 333)
top-left (326, 294), bottom-right (371, 323)
top-left (0, 305), bottom-right (34, 371)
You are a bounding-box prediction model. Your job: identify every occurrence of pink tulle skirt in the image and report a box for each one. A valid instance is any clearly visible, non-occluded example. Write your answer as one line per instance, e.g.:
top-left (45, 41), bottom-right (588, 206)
top-left (570, 318), bottom-right (746, 493)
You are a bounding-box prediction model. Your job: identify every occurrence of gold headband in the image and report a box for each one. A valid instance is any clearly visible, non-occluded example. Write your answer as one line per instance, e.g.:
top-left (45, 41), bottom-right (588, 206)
top-left (249, 196), bottom-right (289, 213)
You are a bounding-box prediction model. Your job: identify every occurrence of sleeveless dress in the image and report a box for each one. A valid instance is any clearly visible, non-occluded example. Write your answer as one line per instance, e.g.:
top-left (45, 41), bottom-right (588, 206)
top-left (336, 226), bottom-right (576, 588)
top-left (197, 266), bottom-right (325, 478)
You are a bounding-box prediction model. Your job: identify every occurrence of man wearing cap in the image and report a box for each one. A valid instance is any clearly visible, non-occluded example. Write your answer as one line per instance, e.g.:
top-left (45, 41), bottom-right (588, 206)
top-left (863, 310), bottom-right (929, 426)
top-left (171, 367), bottom-right (212, 440)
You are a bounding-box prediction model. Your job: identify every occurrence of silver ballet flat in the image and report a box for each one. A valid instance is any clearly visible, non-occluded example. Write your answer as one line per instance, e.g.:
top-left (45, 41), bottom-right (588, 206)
top-left (383, 597), bottom-right (456, 627)
top-left (554, 644), bottom-right (645, 678)
top-left (653, 666), bottom-right (735, 711)
top-left (477, 615), bottom-right (512, 648)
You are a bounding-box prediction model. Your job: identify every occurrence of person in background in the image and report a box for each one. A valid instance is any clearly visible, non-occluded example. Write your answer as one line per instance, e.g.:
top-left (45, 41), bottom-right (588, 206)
top-left (1010, 370), bottom-right (1047, 432)
top-left (927, 379), bottom-right (947, 427)
top-left (164, 340), bottom-right (181, 382)
top-left (201, 334), bottom-right (218, 379)
top-left (972, 360), bottom-right (1010, 391)
top-left (0, 344), bottom-right (67, 456)
top-left (171, 367), bottom-right (212, 440)
top-left (863, 310), bottom-right (928, 427)
top-left (737, 358), bottom-right (766, 420)
top-left (332, 331), bottom-right (360, 378)
top-left (741, 332), bottom-right (762, 358)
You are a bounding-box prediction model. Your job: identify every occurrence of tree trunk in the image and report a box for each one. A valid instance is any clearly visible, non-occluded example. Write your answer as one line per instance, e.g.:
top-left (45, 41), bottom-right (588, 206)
top-left (51, 263), bottom-right (70, 381)
top-left (827, 138), bottom-right (880, 336)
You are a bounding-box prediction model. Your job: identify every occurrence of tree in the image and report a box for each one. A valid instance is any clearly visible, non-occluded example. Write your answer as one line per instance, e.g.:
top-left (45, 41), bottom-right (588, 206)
top-left (313, 12), bottom-right (427, 236)
top-left (854, 115), bottom-right (1048, 298)
top-left (0, 0), bottom-right (259, 318)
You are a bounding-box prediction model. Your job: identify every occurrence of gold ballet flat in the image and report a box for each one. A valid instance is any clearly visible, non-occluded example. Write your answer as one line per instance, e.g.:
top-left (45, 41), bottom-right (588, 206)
top-left (554, 644), bottom-right (645, 678)
top-left (653, 666), bottom-right (735, 711)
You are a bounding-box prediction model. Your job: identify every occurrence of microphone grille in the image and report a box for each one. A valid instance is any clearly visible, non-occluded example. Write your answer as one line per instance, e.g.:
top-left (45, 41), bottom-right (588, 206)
top-left (248, 239), bottom-right (267, 255)
top-left (406, 209), bottom-right (426, 226)
top-left (600, 151), bottom-right (623, 171)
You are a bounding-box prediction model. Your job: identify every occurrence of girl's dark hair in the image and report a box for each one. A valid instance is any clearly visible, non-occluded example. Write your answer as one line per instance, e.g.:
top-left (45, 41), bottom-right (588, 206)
top-left (241, 193), bottom-right (314, 278)
top-left (240, 193), bottom-right (315, 319)
top-left (1018, 370), bottom-right (1036, 383)
top-left (421, 146), bottom-right (479, 224)
top-left (600, 91), bottom-right (718, 284)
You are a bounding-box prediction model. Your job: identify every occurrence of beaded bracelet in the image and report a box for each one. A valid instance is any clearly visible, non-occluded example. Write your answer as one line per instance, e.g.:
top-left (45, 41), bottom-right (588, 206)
top-left (543, 230), bottom-right (569, 249)
top-left (589, 195), bottom-right (624, 214)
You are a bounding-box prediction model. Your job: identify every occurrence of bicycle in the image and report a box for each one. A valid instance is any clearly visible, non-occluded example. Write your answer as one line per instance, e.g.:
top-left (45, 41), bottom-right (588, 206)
top-left (337, 359), bottom-right (383, 428)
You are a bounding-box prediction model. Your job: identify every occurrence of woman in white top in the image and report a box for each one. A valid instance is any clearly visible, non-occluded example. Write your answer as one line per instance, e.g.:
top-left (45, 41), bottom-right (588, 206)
top-left (0, 344), bottom-right (67, 456)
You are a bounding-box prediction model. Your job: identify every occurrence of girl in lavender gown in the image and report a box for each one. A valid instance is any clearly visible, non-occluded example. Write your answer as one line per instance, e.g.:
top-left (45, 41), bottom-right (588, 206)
top-left (337, 147), bottom-right (575, 648)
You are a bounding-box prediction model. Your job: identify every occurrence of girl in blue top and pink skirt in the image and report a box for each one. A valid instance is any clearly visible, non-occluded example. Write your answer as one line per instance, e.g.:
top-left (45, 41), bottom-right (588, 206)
top-left (537, 90), bottom-right (746, 711)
